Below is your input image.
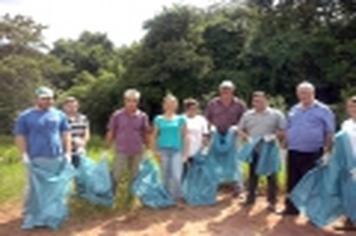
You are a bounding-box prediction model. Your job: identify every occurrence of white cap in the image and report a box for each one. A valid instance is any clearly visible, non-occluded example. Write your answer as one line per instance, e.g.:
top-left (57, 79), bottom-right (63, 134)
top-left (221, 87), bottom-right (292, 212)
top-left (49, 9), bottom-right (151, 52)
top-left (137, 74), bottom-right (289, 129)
top-left (35, 86), bottom-right (54, 98)
top-left (219, 80), bottom-right (235, 90)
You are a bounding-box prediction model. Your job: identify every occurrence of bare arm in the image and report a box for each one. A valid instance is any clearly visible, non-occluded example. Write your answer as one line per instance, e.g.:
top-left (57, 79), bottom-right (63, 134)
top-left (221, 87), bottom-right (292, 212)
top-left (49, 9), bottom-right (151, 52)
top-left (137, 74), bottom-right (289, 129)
top-left (324, 132), bottom-right (333, 153)
top-left (105, 130), bottom-right (114, 148)
top-left (15, 135), bottom-right (27, 156)
top-left (182, 124), bottom-right (190, 161)
top-left (84, 127), bottom-right (90, 144)
top-left (62, 131), bottom-right (72, 155)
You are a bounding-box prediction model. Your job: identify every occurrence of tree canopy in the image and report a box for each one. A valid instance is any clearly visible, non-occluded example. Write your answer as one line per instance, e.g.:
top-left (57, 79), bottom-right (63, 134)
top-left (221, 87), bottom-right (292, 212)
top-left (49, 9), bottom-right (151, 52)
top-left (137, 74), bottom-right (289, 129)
top-left (1, 0), bottom-right (356, 133)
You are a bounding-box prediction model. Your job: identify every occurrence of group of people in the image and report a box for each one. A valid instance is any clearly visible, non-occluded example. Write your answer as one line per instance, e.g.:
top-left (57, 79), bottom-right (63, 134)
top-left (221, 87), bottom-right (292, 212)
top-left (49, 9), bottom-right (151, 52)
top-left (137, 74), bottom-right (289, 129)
top-left (14, 79), bottom-right (356, 230)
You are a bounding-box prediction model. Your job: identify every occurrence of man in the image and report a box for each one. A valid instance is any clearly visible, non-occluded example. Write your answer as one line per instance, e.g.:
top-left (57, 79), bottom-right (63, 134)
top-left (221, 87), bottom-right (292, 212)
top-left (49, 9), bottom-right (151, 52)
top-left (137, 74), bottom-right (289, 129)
top-left (205, 80), bottom-right (246, 196)
top-left (283, 81), bottom-right (335, 215)
top-left (238, 91), bottom-right (286, 211)
top-left (106, 89), bottom-right (150, 207)
top-left (15, 87), bottom-right (71, 163)
top-left (14, 86), bottom-right (72, 229)
top-left (63, 97), bottom-right (90, 168)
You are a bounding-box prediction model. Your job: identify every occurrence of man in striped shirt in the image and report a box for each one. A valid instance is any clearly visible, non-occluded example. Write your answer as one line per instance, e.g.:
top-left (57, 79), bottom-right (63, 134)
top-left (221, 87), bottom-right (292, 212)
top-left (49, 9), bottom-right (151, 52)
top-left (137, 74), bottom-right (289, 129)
top-left (63, 97), bottom-right (90, 168)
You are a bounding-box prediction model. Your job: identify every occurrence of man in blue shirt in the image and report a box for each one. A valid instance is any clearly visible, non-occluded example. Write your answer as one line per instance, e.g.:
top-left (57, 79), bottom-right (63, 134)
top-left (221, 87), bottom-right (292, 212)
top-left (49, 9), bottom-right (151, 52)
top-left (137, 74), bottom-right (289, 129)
top-left (14, 86), bottom-right (71, 162)
top-left (282, 81), bottom-right (335, 215)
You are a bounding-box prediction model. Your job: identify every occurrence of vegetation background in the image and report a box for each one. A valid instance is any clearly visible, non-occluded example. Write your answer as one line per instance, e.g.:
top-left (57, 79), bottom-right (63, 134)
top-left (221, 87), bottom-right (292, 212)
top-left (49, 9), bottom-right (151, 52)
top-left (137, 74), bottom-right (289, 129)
top-left (0, 0), bottom-right (355, 211)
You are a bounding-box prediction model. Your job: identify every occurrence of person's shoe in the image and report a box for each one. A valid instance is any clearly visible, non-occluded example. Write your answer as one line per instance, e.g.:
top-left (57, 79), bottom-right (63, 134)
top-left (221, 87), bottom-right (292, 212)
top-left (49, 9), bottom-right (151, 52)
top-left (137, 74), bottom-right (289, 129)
top-left (334, 218), bottom-right (356, 231)
top-left (242, 198), bottom-right (255, 207)
top-left (267, 204), bottom-right (276, 213)
top-left (275, 209), bottom-right (299, 216)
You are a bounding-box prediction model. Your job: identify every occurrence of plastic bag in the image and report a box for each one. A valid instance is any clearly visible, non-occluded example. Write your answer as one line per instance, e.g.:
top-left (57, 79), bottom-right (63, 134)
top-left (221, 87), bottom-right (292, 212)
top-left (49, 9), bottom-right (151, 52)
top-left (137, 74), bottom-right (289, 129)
top-left (132, 152), bottom-right (175, 208)
top-left (182, 153), bottom-right (218, 206)
top-left (22, 157), bottom-right (75, 230)
top-left (75, 154), bottom-right (113, 207)
top-left (208, 129), bottom-right (241, 184)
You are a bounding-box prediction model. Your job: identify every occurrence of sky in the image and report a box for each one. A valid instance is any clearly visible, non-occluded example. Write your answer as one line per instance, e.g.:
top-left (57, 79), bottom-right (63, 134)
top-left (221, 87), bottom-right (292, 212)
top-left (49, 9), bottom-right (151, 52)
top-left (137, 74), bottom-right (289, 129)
top-left (0, 0), bottom-right (220, 47)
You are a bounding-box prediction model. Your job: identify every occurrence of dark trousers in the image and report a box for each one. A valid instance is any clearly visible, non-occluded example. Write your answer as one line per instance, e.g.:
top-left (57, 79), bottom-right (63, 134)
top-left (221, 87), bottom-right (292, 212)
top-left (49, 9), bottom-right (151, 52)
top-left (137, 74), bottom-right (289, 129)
top-left (71, 153), bottom-right (81, 168)
top-left (247, 151), bottom-right (277, 205)
top-left (285, 149), bottom-right (323, 214)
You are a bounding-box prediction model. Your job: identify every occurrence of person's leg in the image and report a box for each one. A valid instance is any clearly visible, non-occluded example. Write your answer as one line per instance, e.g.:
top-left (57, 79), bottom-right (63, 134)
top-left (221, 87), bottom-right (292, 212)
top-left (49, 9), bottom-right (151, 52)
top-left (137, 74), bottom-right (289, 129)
top-left (159, 149), bottom-right (172, 195)
top-left (126, 153), bottom-right (143, 206)
top-left (267, 173), bottom-right (277, 209)
top-left (284, 150), bottom-right (299, 214)
top-left (111, 153), bottom-right (128, 196)
top-left (71, 153), bottom-right (80, 168)
top-left (246, 151), bottom-right (259, 205)
top-left (170, 150), bottom-right (183, 200)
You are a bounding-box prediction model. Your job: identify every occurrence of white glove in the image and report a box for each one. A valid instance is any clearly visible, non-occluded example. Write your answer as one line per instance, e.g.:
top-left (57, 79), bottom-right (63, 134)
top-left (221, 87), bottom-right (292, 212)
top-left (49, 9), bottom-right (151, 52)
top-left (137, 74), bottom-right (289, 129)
top-left (73, 137), bottom-right (85, 147)
top-left (64, 153), bottom-right (72, 163)
top-left (201, 146), bottom-right (209, 155)
top-left (350, 168), bottom-right (356, 180)
top-left (22, 153), bottom-right (30, 164)
top-left (263, 134), bottom-right (276, 142)
top-left (320, 154), bottom-right (330, 166)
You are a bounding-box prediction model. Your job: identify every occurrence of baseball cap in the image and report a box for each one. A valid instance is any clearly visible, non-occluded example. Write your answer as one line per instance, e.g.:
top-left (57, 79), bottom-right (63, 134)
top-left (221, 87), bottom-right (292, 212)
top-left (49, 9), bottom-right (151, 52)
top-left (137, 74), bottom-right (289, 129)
top-left (35, 86), bottom-right (54, 98)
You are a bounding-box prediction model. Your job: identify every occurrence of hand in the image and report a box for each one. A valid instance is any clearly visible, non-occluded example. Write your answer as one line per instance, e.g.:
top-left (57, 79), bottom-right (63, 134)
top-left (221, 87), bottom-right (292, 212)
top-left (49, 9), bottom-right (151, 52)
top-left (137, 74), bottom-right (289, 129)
top-left (22, 153), bottom-right (30, 164)
top-left (73, 137), bottom-right (85, 147)
top-left (64, 153), bottom-right (72, 163)
top-left (202, 136), bottom-right (210, 147)
top-left (263, 134), bottom-right (276, 142)
top-left (350, 168), bottom-right (356, 180)
top-left (320, 154), bottom-right (330, 166)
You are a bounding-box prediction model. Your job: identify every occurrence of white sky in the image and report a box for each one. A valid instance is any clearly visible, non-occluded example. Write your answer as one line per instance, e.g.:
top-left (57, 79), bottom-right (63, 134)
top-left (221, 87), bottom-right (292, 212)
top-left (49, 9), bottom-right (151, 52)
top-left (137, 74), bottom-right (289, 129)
top-left (0, 0), bottom-right (220, 47)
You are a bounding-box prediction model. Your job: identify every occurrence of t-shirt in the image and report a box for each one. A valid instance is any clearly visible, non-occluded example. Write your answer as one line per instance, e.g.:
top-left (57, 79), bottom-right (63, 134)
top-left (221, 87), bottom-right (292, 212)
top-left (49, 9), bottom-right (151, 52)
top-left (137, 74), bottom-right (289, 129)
top-left (238, 107), bottom-right (286, 138)
top-left (107, 109), bottom-right (149, 155)
top-left (14, 107), bottom-right (70, 159)
top-left (184, 114), bottom-right (208, 157)
top-left (154, 115), bottom-right (186, 150)
top-left (67, 113), bottom-right (89, 153)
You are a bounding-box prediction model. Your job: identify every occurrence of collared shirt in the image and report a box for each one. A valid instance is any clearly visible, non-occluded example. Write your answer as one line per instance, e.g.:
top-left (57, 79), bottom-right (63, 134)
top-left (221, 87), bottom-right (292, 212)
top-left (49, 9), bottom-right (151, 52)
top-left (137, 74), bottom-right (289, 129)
top-left (205, 96), bottom-right (246, 133)
top-left (238, 107), bottom-right (286, 138)
top-left (287, 100), bottom-right (335, 152)
top-left (67, 113), bottom-right (89, 153)
top-left (14, 107), bottom-right (70, 159)
top-left (107, 109), bottom-right (149, 156)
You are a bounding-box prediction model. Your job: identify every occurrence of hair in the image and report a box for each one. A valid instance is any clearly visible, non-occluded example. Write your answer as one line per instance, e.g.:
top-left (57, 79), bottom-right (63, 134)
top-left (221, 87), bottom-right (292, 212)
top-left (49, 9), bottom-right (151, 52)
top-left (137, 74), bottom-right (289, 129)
top-left (124, 89), bottom-right (141, 100)
top-left (297, 81), bottom-right (315, 92)
top-left (63, 96), bottom-right (78, 105)
top-left (252, 91), bottom-right (267, 99)
top-left (183, 98), bottom-right (199, 110)
top-left (163, 94), bottom-right (178, 104)
top-left (347, 96), bottom-right (356, 104)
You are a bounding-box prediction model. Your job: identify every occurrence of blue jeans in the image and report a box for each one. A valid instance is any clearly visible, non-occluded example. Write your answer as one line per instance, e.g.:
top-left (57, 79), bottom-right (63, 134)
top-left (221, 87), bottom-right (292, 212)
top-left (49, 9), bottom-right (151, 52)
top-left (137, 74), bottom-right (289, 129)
top-left (159, 148), bottom-right (183, 200)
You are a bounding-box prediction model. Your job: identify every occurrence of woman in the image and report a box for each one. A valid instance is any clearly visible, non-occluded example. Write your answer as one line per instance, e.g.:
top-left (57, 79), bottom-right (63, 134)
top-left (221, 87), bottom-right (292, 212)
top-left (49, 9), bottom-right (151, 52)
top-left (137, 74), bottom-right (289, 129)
top-left (153, 94), bottom-right (187, 200)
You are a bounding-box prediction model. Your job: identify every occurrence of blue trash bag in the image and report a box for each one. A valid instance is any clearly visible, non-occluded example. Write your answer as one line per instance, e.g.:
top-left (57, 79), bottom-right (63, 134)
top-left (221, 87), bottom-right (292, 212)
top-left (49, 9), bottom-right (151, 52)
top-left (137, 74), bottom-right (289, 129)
top-left (75, 155), bottom-right (113, 207)
top-left (238, 138), bottom-right (260, 162)
top-left (290, 165), bottom-right (344, 228)
top-left (340, 171), bottom-right (356, 223)
top-left (209, 129), bottom-right (241, 184)
top-left (132, 153), bottom-right (175, 208)
top-left (255, 141), bottom-right (281, 176)
top-left (182, 153), bottom-right (218, 206)
top-left (22, 157), bottom-right (75, 230)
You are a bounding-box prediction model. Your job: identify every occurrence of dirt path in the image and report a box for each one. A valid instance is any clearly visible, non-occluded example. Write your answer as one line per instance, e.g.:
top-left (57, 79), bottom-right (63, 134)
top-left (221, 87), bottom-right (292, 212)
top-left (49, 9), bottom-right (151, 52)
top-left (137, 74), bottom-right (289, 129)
top-left (0, 195), bottom-right (354, 236)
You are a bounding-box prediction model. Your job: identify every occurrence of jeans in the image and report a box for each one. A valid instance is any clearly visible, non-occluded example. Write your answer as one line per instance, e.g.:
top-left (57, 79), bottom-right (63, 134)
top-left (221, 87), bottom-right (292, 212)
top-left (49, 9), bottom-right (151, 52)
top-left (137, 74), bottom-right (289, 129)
top-left (159, 148), bottom-right (183, 200)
